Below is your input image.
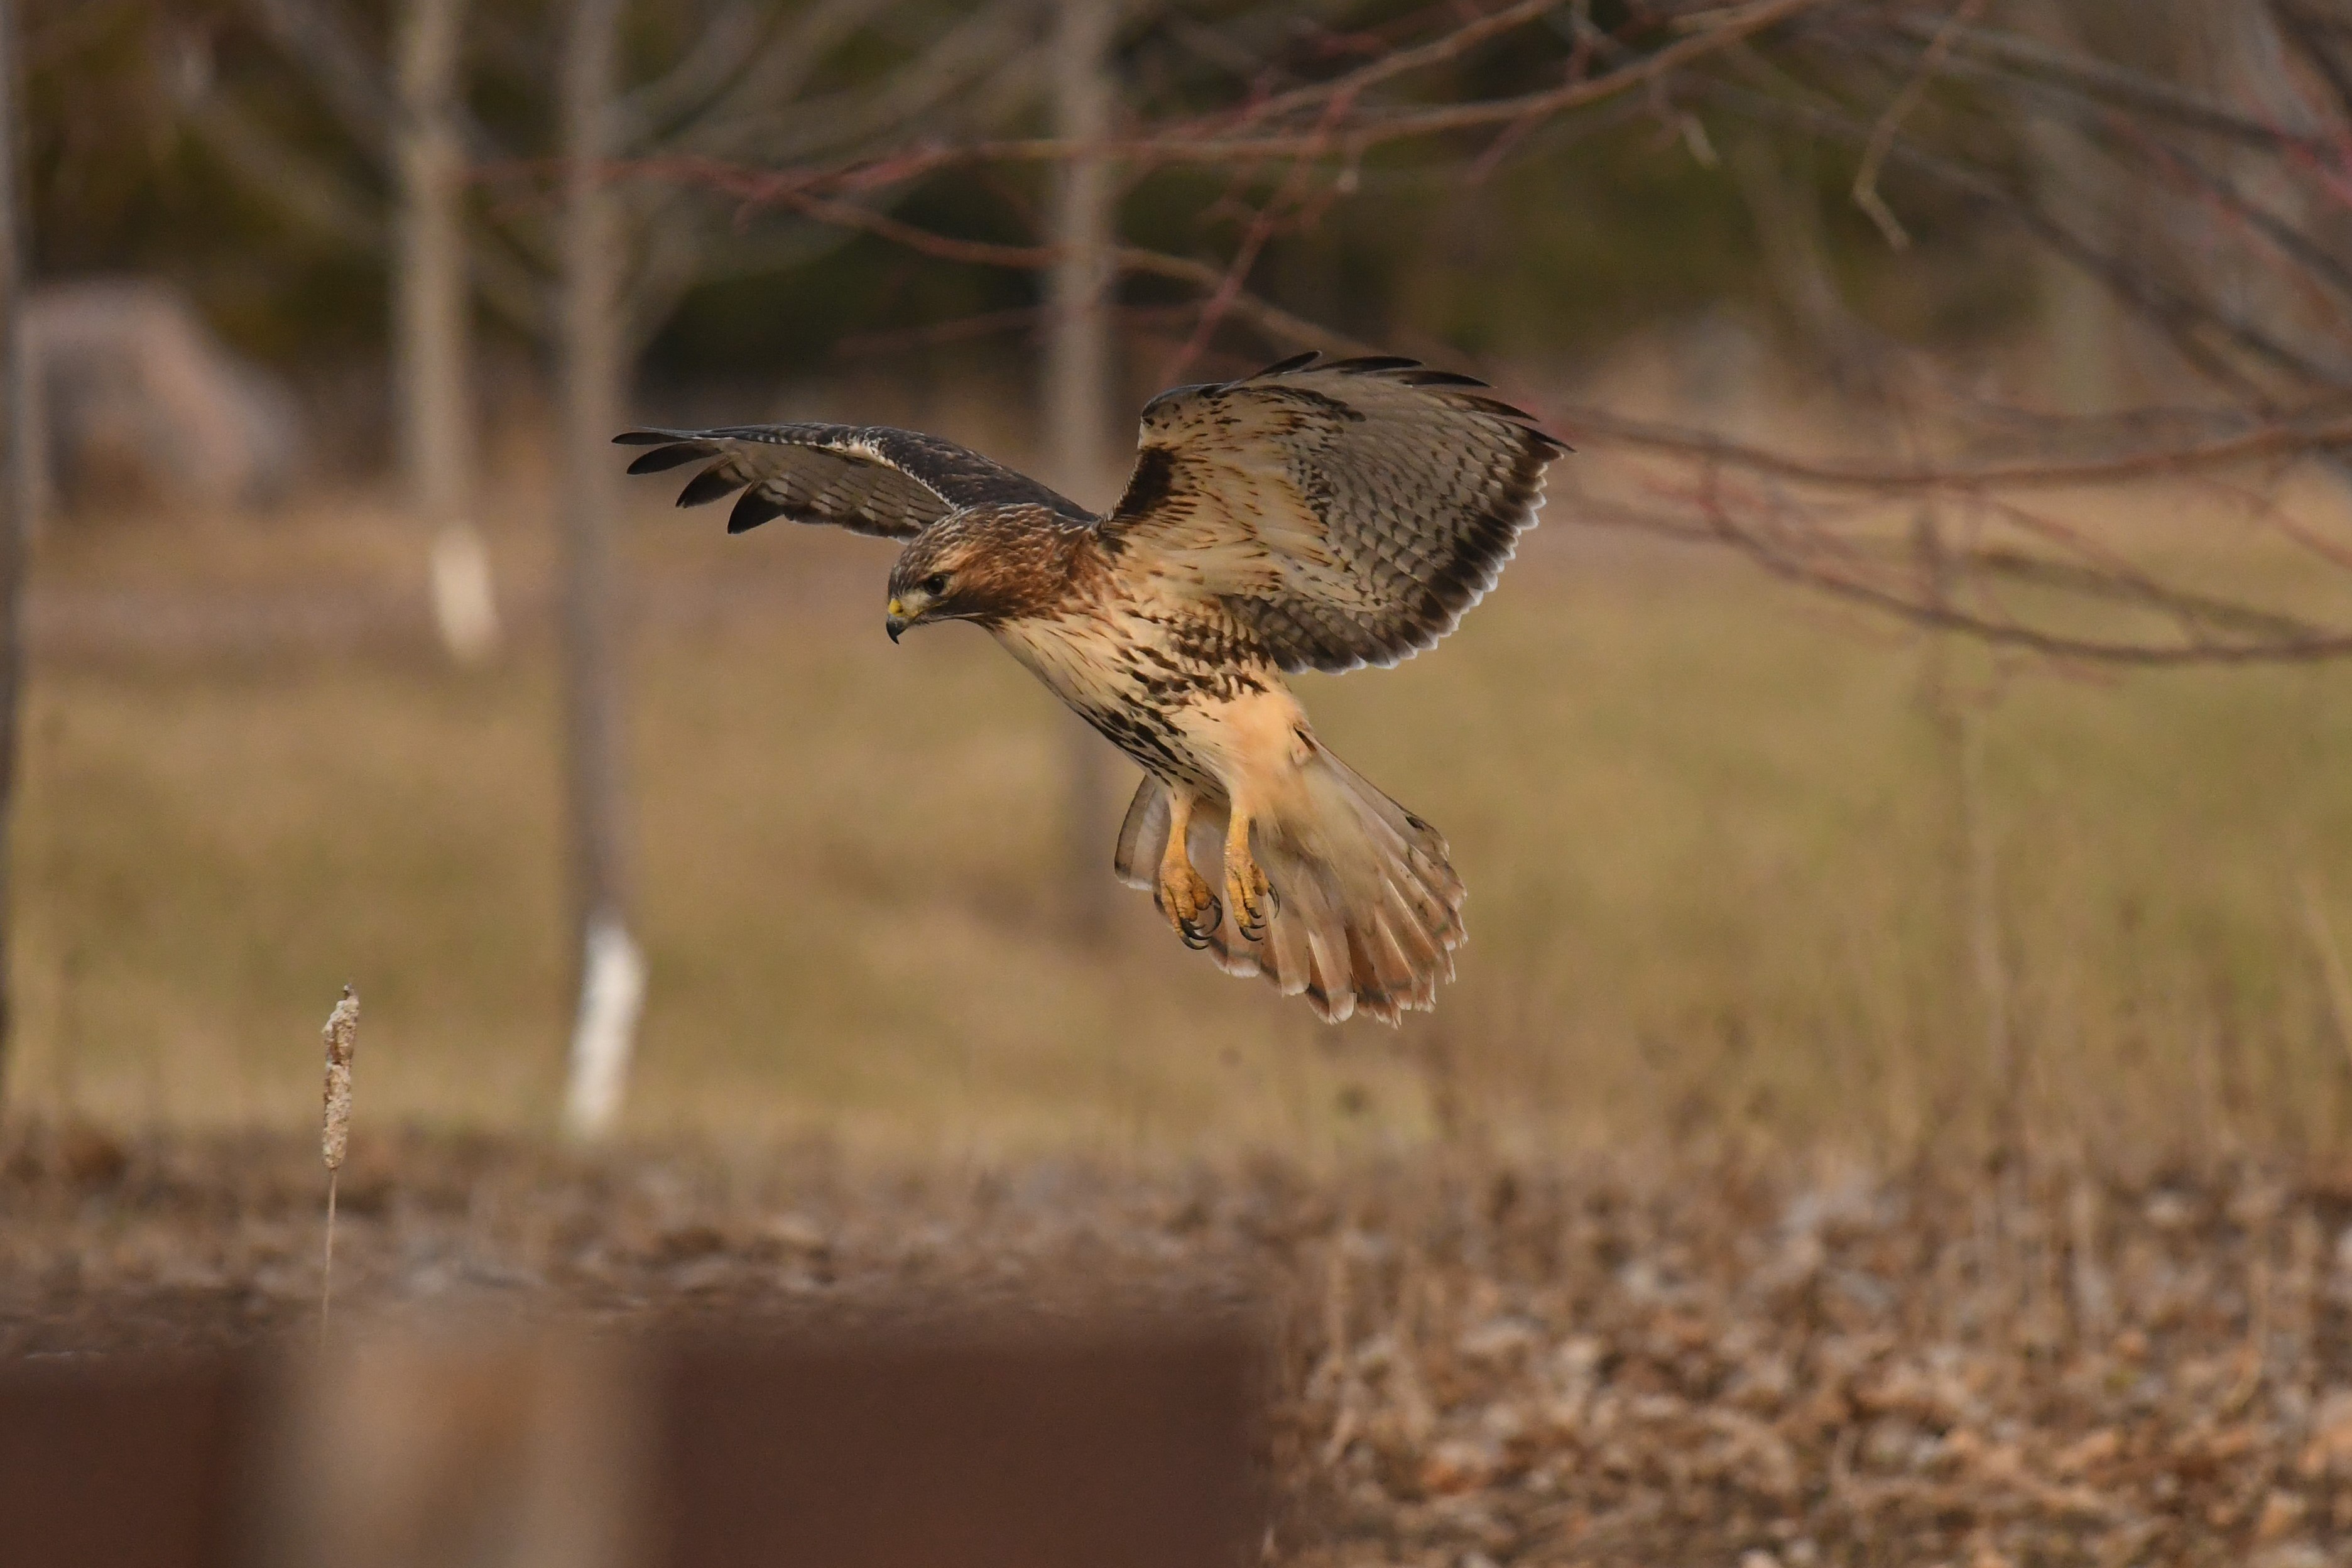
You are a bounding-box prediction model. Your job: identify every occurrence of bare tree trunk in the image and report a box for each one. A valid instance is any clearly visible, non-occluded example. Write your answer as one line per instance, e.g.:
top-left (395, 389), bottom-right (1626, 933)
top-left (0, 0), bottom-right (28, 1113)
top-left (1913, 512), bottom-right (2018, 1165)
top-left (1045, 0), bottom-right (1119, 940)
top-left (2024, 4), bottom-right (2121, 414)
top-left (2030, 166), bottom-right (2119, 411)
top-left (395, 0), bottom-right (500, 665)
top-left (557, 0), bottom-right (641, 1140)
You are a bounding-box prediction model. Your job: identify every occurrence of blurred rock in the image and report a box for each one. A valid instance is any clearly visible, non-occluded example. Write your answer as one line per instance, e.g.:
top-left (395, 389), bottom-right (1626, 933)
top-left (27, 278), bottom-right (303, 517)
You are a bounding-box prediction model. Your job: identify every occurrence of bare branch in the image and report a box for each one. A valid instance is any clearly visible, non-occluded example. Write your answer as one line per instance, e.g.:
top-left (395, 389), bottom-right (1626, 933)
top-left (1850, 0), bottom-right (1986, 250)
top-left (1550, 405), bottom-right (2352, 491)
top-left (1214, 0), bottom-right (1565, 134)
top-left (599, 0), bottom-right (1834, 206)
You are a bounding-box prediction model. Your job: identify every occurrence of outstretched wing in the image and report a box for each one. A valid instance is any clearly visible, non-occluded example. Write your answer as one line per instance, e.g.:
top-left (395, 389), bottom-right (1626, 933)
top-left (615, 423), bottom-right (1087, 539)
top-left (1102, 354), bottom-right (1565, 673)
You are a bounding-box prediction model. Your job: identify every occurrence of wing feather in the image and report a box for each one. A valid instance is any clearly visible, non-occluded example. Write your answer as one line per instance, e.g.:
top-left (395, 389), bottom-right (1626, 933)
top-left (1104, 354), bottom-right (1565, 673)
top-left (623, 442), bottom-right (716, 474)
top-left (616, 422), bottom-right (1085, 540)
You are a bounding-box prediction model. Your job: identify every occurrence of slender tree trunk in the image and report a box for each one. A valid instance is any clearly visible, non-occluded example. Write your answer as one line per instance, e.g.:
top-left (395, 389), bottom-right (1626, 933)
top-left (557, 0), bottom-right (641, 1140)
top-left (1912, 511), bottom-right (2017, 1165)
top-left (2025, 3), bottom-right (2121, 415)
top-left (0, 0), bottom-right (28, 1114)
top-left (1045, 0), bottom-right (1119, 940)
top-left (395, 0), bottom-right (499, 664)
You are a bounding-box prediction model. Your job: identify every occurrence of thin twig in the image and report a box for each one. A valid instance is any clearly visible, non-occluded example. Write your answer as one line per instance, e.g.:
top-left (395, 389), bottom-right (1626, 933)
top-left (320, 1170), bottom-right (338, 1342)
top-left (1851, 0), bottom-right (1986, 249)
top-left (1216, 0), bottom-right (1564, 136)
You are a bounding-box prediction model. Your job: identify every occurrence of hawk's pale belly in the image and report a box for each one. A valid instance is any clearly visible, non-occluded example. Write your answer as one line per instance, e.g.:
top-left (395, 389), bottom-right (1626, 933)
top-left (991, 580), bottom-right (1302, 805)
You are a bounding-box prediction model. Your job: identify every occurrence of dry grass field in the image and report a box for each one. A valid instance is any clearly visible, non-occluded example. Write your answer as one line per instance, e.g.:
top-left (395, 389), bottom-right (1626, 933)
top-left (9, 430), bottom-right (2352, 1165)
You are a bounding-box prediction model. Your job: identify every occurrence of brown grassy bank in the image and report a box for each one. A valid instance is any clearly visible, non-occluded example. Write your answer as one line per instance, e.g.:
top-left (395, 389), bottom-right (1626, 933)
top-left (8, 1125), bottom-right (2352, 1566)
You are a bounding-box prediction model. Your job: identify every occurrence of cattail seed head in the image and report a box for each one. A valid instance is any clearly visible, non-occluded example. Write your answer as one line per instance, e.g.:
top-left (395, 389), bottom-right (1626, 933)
top-left (321, 984), bottom-right (359, 1172)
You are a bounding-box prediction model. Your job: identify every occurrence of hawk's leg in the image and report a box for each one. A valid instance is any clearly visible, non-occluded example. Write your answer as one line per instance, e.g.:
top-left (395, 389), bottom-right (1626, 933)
top-left (1156, 790), bottom-right (1221, 949)
top-left (1225, 808), bottom-right (1274, 942)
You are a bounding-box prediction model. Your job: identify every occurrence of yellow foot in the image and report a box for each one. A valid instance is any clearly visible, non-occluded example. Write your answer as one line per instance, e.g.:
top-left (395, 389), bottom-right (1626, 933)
top-left (1155, 788), bottom-right (1220, 949)
top-left (1158, 859), bottom-right (1221, 950)
top-left (1224, 814), bottom-right (1274, 942)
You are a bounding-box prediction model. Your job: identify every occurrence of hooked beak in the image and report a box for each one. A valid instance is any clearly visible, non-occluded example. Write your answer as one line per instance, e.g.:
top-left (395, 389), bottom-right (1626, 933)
top-left (885, 598), bottom-right (911, 643)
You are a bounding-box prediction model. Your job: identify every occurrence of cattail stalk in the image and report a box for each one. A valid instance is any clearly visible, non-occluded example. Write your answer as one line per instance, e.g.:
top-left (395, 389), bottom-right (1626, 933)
top-left (319, 984), bottom-right (359, 1342)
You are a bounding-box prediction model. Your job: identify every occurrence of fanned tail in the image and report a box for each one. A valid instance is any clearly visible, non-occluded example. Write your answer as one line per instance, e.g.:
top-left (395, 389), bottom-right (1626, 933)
top-left (1114, 742), bottom-right (1466, 1024)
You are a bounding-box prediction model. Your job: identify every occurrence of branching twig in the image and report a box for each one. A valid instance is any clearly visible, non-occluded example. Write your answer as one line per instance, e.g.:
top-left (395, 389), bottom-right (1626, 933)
top-left (1851, 0), bottom-right (1986, 249)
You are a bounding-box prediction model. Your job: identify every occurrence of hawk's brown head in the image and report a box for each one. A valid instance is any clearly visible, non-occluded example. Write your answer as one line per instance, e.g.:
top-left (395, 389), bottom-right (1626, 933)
top-left (884, 505), bottom-right (1089, 641)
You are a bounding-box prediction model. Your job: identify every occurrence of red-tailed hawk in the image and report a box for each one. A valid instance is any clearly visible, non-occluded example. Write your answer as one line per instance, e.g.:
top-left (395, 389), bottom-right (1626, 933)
top-left (618, 352), bottom-right (1563, 1023)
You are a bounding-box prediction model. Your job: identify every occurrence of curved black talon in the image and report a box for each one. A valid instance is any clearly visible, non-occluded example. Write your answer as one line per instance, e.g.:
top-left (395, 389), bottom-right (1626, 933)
top-left (1177, 896), bottom-right (1223, 949)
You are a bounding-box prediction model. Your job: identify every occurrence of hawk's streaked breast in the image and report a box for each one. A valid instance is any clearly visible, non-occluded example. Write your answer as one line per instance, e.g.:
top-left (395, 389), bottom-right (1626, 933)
top-left (991, 565), bottom-right (1279, 797)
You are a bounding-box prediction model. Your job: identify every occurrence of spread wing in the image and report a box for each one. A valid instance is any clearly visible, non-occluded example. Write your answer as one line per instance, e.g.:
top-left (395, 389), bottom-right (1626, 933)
top-left (615, 423), bottom-right (1087, 538)
top-left (1102, 354), bottom-right (1565, 673)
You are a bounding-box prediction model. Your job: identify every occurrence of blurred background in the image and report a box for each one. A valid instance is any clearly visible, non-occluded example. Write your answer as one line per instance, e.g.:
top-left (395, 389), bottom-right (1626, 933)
top-left (7, 0), bottom-right (2352, 1168)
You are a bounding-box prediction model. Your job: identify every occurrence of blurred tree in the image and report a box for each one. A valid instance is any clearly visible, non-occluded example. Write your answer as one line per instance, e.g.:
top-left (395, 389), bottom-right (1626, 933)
top-left (164, 0), bottom-right (1050, 1133)
top-left (231, 0), bottom-right (1044, 347)
top-left (556, 0), bottom-right (636, 1140)
top-left (1045, 0), bottom-right (1120, 942)
top-left (11, 2), bottom-right (1892, 399)
top-left (0, 0), bottom-right (24, 1114)
top-left (394, 0), bottom-right (500, 664)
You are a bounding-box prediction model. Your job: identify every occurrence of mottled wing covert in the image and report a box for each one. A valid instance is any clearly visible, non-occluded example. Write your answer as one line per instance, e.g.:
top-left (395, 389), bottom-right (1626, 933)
top-left (615, 423), bottom-right (1087, 539)
top-left (1102, 355), bottom-right (1565, 672)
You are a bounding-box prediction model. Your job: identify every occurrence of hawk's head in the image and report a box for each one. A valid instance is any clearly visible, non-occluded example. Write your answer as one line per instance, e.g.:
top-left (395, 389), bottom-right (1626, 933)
top-left (884, 506), bottom-right (1079, 641)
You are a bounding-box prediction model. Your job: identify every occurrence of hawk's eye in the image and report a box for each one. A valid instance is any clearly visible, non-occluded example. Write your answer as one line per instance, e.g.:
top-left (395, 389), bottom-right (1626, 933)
top-left (922, 573), bottom-right (950, 596)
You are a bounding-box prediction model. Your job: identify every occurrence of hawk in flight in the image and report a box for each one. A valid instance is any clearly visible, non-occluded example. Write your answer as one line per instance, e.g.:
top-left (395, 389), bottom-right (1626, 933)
top-left (618, 352), bottom-right (1562, 1023)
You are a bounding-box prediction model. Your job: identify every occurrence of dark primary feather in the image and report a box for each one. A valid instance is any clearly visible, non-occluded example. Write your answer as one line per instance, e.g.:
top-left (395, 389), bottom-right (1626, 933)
top-left (1106, 354), bottom-right (1567, 674)
top-left (614, 422), bottom-right (1087, 540)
